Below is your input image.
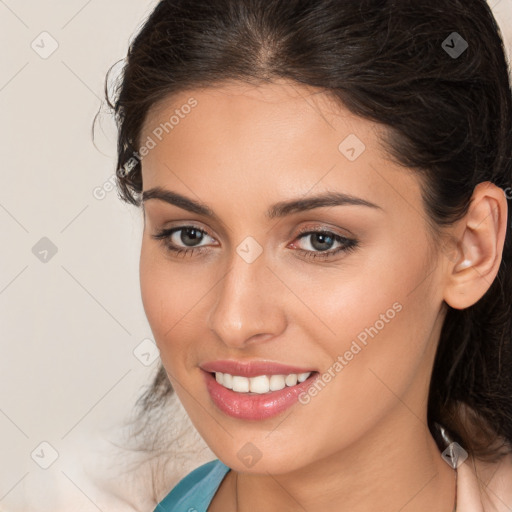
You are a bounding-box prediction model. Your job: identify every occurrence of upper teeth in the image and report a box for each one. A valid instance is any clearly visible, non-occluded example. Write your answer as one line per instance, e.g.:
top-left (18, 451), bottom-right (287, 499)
top-left (215, 372), bottom-right (311, 393)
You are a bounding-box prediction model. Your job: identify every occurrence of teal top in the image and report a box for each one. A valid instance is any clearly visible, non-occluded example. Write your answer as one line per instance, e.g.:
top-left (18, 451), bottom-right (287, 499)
top-left (154, 459), bottom-right (231, 512)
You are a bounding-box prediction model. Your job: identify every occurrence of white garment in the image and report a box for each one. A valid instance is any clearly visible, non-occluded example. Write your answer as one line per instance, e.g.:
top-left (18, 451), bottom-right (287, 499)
top-left (458, 453), bottom-right (512, 511)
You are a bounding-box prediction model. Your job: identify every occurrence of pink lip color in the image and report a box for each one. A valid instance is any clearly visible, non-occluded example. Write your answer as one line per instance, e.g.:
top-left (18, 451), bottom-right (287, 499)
top-left (200, 360), bottom-right (318, 420)
top-left (201, 360), bottom-right (315, 378)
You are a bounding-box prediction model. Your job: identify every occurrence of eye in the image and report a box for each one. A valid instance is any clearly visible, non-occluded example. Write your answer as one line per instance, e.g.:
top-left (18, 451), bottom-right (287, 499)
top-left (151, 224), bottom-right (359, 260)
top-left (291, 226), bottom-right (359, 260)
top-left (151, 225), bottom-right (216, 257)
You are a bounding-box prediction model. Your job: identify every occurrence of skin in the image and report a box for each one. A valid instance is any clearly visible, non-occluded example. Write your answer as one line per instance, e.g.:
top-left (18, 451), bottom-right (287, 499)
top-left (137, 79), bottom-right (508, 512)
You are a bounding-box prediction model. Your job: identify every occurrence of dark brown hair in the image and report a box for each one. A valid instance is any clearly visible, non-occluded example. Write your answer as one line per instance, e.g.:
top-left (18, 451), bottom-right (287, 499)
top-left (100, 0), bottom-right (512, 501)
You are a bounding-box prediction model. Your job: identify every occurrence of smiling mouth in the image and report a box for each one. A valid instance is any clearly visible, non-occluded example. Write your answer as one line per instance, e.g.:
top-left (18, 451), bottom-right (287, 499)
top-left (210, 371), bottom-right (317, 394)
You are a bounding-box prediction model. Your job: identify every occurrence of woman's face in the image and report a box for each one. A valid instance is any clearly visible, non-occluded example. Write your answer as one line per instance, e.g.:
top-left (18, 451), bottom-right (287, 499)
top-left (138, 80), bottom-right (450, 474)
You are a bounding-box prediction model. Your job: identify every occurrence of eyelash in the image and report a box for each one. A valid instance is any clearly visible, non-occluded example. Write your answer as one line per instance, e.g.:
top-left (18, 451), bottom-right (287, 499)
top-left (151, 224), bottom-right (359, 261)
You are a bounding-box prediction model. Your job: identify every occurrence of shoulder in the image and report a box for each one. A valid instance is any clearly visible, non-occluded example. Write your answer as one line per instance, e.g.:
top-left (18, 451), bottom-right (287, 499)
top-left (154, 459), bottom-right (231, 512)
top-left (478, 452), bottom-right (512, 512)
top-left (458, 452), bottom-right (512, 512)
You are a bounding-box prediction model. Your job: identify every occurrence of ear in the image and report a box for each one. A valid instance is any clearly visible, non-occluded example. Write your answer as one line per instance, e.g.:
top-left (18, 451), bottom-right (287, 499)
top-left (443, 181), bottom-right (508, 310)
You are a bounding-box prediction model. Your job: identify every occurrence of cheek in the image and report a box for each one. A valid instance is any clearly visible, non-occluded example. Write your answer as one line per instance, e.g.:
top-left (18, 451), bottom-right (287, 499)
top-left (303, 239), bottom-right (439, 420)
top-left (139, 243), bottom-right (167, 336)
top-left (139, 240), bottom-right (216, 371)
top-left (139, 243), bottom-right (185, 356)
top-left (292, 234), bottom-right (433, 355)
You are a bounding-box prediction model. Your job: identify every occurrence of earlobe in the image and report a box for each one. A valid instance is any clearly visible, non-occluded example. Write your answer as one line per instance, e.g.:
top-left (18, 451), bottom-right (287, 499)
top-left (443, 182), bottom-right (508, 310)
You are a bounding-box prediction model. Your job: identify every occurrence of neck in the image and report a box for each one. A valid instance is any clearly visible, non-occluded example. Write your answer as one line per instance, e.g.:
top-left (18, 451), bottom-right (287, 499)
top-left (234, 415), bottom-right (456, 512)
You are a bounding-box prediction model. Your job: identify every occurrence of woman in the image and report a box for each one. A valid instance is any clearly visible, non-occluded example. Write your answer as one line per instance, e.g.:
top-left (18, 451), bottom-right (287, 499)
top-left (104, 0), bottom-right (512, 510)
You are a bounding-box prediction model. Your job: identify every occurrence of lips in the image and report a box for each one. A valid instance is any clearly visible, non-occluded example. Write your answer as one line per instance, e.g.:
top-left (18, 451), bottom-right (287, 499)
top-left (200, 359), bottom-right (315, 377)
top-left (200, 360), bottom-right (319, 420)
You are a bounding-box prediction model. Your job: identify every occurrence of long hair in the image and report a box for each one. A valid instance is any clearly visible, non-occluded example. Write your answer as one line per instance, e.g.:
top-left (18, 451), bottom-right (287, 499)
top-left (99, 0), bottom-right (512, 503)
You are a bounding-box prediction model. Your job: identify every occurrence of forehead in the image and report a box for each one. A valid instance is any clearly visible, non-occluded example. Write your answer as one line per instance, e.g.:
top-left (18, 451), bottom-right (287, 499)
top-left (140, 78), bottom-right (379, 150)
top-left (143, 79), bottom-right (334, 124)
top-left (142, 80), bottom-right (369, 159)
top-left (139, 79), bottom-right (422, 219)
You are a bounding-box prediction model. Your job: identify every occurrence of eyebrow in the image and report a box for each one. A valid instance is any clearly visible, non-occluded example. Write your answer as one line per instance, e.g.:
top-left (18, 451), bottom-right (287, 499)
top-left (142, 186), bottom-right (381, 220)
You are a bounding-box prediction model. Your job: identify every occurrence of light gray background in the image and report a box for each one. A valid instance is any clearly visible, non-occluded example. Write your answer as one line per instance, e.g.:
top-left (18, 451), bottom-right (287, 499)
top-left (0, 1), bottom-right (511, 511)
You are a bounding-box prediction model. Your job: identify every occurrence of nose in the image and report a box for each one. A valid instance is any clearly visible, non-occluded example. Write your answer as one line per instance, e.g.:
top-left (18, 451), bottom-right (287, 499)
top-left (207, 247), bottom-right (287, 349)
